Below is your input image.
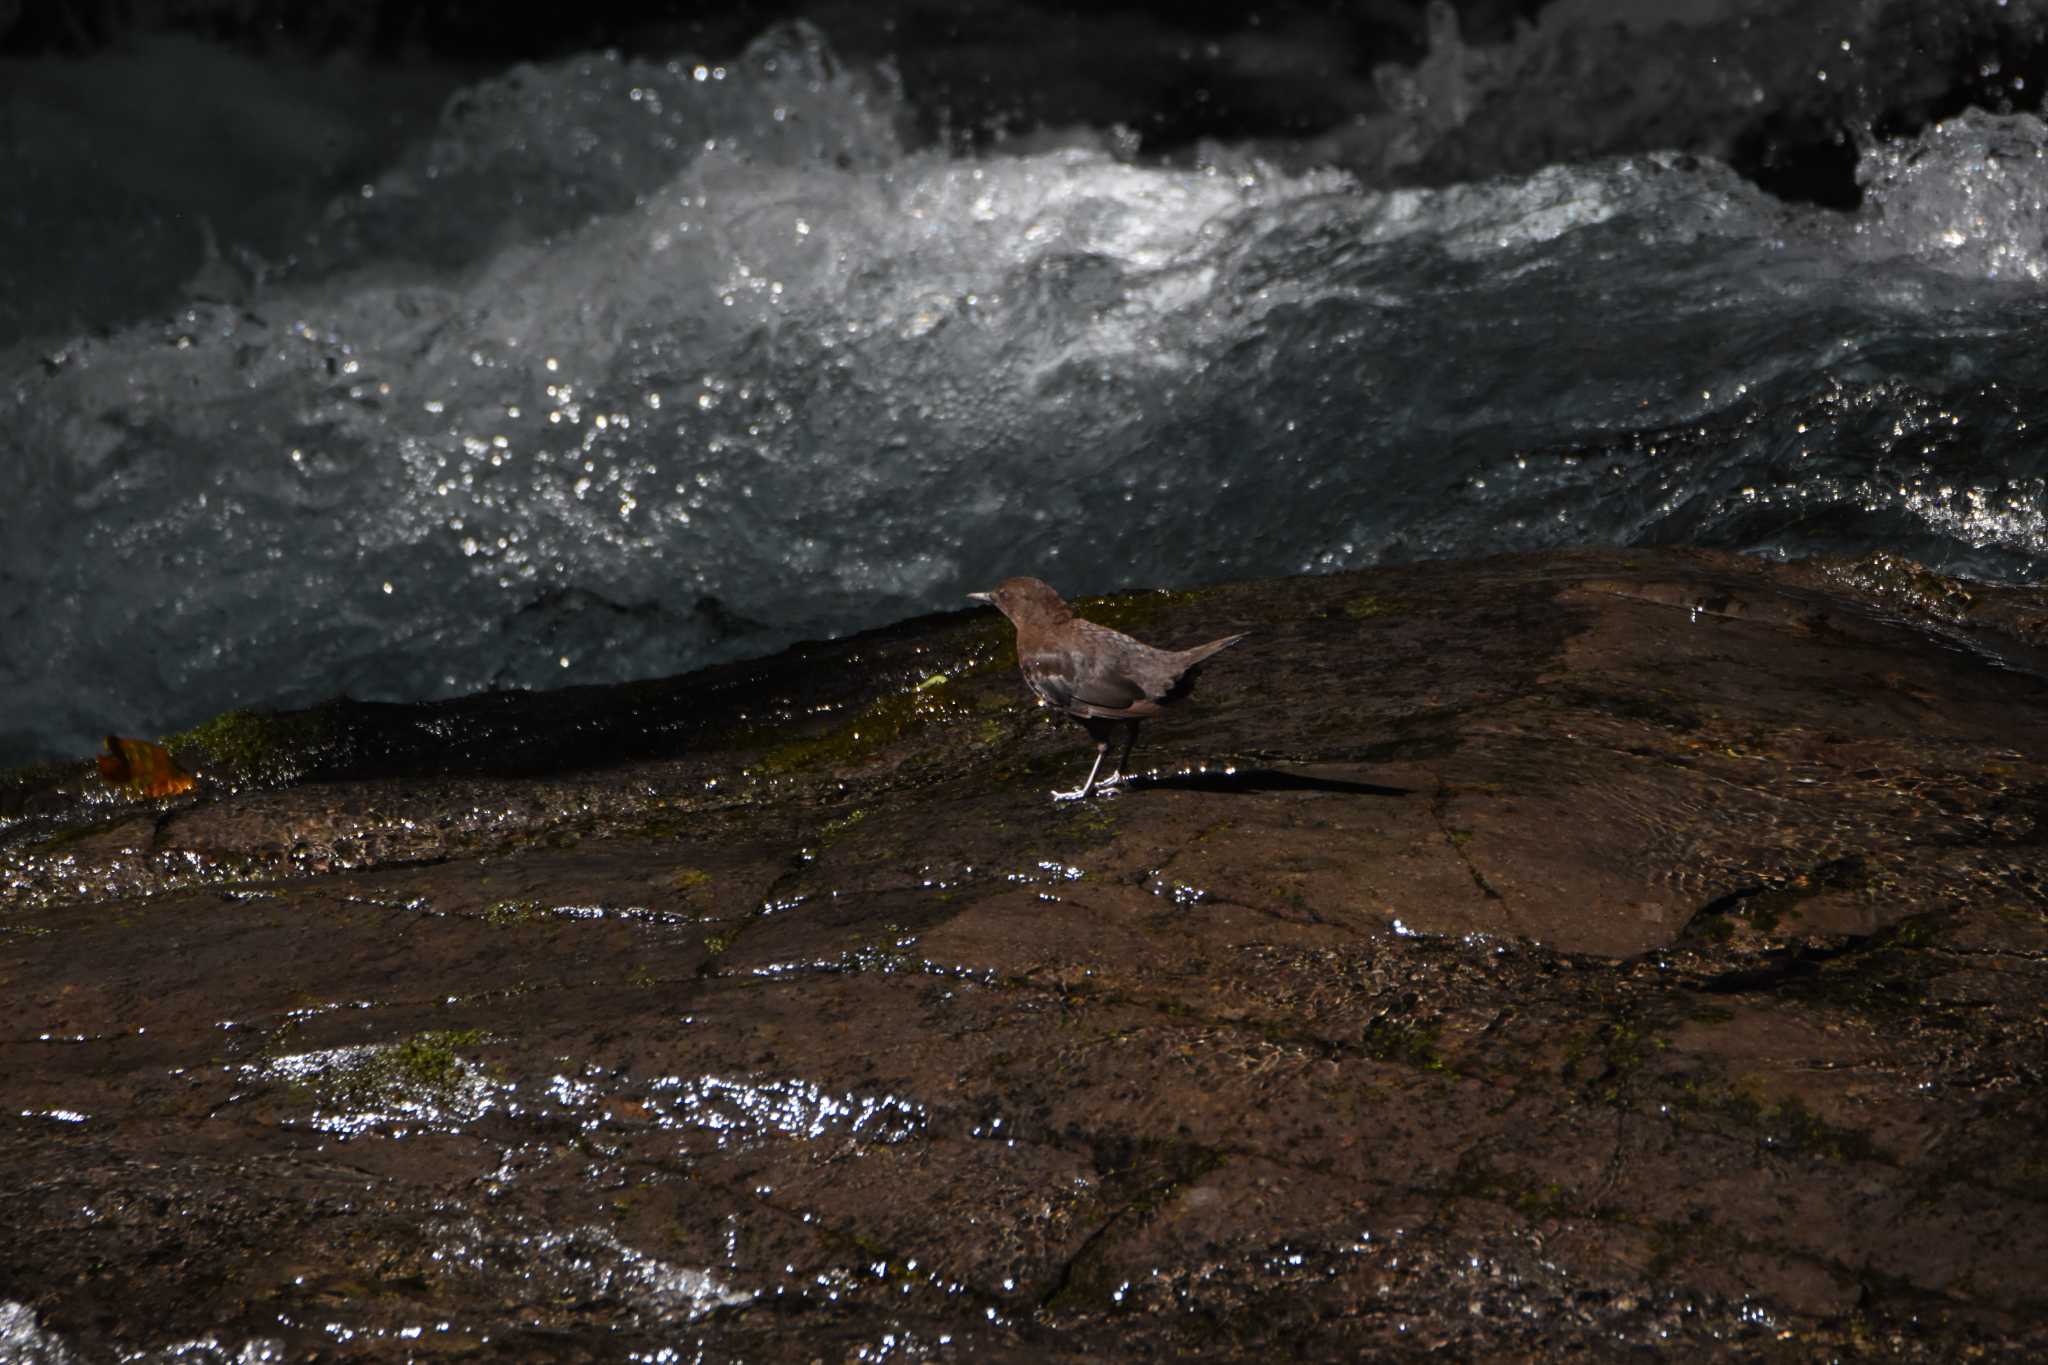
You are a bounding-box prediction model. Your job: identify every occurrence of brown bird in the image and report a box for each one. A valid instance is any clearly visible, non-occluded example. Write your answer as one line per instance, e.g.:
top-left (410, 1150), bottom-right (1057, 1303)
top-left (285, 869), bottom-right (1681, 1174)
top-left (968, 576), bottom-right (1244, 800)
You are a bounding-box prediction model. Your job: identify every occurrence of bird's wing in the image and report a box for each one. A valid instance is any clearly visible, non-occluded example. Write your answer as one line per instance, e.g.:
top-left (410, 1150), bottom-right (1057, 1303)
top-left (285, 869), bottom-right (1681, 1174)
top-left (1021, 639), bottom-right (1163, 719)
top-left (1024, 618), bottom-right (1187, 720)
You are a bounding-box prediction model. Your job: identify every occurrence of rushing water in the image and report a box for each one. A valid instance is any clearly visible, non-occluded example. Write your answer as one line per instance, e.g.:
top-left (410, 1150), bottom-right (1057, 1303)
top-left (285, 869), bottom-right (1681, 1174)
top-left (6, 3), bottom-right (2048, 764)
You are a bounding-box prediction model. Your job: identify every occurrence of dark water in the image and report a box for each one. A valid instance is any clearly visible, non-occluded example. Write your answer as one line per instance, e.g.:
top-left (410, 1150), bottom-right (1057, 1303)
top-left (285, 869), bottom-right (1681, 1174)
top-left (5, 0), bottom-right (2048, 765)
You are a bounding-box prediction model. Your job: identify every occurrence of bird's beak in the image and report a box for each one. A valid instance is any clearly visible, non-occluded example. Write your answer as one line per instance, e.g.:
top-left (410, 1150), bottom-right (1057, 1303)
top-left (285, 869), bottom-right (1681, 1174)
top-left (966, 591), bottom-right (993, 604)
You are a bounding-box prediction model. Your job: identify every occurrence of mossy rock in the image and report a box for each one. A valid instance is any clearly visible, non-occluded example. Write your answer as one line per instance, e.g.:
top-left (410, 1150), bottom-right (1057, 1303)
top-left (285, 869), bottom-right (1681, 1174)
top-left (163, 705), bottom-right (342, 788)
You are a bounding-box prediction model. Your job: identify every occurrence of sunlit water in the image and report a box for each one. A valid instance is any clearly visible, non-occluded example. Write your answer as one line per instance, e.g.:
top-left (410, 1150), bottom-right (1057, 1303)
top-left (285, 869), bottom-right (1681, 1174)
top-left (7, 13), bottom-right (2048, 764)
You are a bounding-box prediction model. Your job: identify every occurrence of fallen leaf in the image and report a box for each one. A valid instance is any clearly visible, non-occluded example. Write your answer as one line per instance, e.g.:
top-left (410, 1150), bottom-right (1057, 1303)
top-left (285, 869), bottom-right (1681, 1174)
top-left (95, 735), bottom-right (195, 799)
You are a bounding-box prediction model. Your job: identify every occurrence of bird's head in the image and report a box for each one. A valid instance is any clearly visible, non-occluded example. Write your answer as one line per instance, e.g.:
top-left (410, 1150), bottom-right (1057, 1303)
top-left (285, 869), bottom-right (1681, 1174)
top-left (967, 576), bottom-right (1072, 626)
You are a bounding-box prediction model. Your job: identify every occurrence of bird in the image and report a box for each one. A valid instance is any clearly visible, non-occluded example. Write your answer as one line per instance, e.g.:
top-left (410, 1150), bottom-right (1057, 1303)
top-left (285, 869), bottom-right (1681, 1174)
top-left (968, 576), bottom-right (1244, 801)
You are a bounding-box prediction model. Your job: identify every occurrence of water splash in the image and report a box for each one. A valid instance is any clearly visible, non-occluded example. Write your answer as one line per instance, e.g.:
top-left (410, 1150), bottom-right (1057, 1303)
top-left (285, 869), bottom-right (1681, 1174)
top-left (9, 22), bottom-right (2048, 763)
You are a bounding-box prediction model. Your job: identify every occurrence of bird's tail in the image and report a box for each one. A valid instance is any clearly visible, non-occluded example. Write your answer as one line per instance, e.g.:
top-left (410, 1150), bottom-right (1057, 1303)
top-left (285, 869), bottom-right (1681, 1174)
top-left (1176, 633), bottom-right (1245, 668)
top-left (1158, 632), bottom-right (1243, 705)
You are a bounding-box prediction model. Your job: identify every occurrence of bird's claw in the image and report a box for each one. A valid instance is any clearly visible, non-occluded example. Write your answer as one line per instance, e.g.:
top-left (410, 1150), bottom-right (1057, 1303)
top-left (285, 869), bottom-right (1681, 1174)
top-left (1050, 776), bottom-right (1124, 803)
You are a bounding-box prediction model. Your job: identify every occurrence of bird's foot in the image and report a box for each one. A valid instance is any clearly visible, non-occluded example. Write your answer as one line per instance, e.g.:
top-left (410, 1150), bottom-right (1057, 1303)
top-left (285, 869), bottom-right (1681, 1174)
top-left (1051, 778), bottom-right (1123, 802)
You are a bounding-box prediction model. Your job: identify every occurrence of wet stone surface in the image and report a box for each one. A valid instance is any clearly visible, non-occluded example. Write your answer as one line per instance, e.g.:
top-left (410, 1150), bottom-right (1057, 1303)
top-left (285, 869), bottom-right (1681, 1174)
top-left (3, 547), bottom-right (2047, 1361)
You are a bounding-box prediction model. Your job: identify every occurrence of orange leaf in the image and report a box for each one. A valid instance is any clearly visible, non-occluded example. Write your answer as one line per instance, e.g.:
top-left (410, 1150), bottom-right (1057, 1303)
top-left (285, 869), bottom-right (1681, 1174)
top-left (95, 735), bottom-right (195, 799)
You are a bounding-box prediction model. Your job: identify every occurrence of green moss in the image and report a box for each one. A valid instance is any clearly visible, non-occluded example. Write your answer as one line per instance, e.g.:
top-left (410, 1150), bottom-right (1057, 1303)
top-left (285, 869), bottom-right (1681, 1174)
top-left (1559, 1028), bottom-right (1591, 1070)
top-left (1360, 1016), bottom-right (1445, 1071)
top-left (294, 1029), bottom-right (489, 1110)
top-left (818, 808), bottom-right (867, 843)
top-left (1787, 924), bottom-right (1942, 1016)
top-left (383, 1029), bottom-right (486, 1090)
top-left (162, 705), bottom-right (338, 786)
top-left (1600, 1022), bottom-right (1660, 1073)
top-left (617, 807), bottom-right (694, 842)
top-left (1564, 1018), bottom-right (1667, 1105)
top-left (1051, 791), bottom-right (1122, 848)
top-left (1772, 1097), bottom-right (1882, 1162)
top-left (1696, 913), bottom-right (1736, 942)
top-left (1695, 1087), bottom-right (1884, 1163)
top-left (1644, 1211), bottom-right (1719, 1280)
top-left (751, 678), bottom-right (963, 775)
top-left (1071, 586), bottom-right (1206, 634)
top-left (1341, 592), bottom-right (1405, 620)
top-left (1512, 1181), bottom-right (1576, 1219)
top-left (1445, 1154), bottom-right (1591, 1224)
top-left (668, 867), bottom-right (712, 893)
top-left (1884, 912), bottom-right (1944, 949)
top-left (482, 899), bottom-right (543, 926)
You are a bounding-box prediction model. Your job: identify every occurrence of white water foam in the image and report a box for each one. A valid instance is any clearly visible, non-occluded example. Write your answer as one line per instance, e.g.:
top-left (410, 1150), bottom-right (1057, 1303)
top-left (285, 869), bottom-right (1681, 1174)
top-left (6, 20), bottom-right (2048, 763)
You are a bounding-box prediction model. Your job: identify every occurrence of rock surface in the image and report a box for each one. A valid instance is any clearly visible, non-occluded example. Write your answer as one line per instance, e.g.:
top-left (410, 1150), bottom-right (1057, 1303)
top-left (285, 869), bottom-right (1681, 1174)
top-left (3, 547), bottom-right (2046, 1361)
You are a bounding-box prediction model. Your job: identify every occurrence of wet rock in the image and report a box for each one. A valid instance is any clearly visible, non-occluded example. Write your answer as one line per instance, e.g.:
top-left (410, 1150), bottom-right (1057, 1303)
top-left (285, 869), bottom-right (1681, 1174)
top-left (2, 548), bottom-right (2045, 1360)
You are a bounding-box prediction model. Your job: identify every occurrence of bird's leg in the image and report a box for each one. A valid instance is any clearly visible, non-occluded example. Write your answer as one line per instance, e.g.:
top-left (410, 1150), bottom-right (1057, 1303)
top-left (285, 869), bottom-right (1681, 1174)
top-left (1097, 720), bottom-right (1140, 790)
top-left (1053, 740), bottom-right (1110, 802)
